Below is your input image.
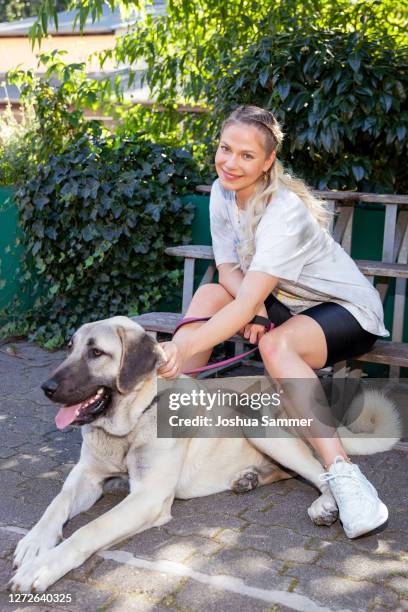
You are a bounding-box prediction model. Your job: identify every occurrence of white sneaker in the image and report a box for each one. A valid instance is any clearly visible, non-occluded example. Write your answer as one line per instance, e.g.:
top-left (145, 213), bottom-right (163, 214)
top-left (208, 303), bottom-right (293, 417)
top-left (320, 456), bottom-right (388, 539)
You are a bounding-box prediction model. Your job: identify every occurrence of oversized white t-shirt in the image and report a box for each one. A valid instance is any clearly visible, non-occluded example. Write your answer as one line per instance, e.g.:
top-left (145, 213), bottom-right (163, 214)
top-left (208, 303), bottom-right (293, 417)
top-left (210, 179), bottom-right (389, 337)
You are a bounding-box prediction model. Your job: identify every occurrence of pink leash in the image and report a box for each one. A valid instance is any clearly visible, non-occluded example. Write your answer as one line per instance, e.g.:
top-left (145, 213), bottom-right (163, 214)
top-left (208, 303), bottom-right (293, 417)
top-left (172, 316), bottom-right (275, 375)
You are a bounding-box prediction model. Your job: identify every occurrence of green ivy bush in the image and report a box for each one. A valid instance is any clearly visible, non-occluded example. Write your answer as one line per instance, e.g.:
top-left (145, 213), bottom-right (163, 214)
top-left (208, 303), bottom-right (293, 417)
top-left (209, 29), bottom-right (408, 192)
top-left (1, 133), bottom-right (199, 347)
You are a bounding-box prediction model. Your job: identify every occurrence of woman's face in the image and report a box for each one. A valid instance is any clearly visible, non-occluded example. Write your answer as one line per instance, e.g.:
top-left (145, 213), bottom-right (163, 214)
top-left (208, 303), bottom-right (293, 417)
top-left (215, 123), bottom-right (276, 201)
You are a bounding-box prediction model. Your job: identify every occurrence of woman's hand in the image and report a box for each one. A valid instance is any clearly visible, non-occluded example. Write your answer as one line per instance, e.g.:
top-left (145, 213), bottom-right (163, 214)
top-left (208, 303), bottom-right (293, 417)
top-left (240, 322), bottom-right (267, 344)
top-left (239, 304), bottom-right (269, 344)
top-left (158, 339), bottom-right (190, 379)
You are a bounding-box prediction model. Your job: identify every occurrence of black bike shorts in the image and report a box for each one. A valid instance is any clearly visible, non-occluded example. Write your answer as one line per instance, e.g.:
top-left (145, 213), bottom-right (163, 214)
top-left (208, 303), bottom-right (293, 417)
top-left (264, 293), bottom-right (379, 368)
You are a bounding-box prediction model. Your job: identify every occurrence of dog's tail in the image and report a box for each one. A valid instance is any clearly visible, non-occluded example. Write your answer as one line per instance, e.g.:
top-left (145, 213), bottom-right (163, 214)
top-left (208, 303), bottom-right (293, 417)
top-left (337, 388), bottom-right (401, 455)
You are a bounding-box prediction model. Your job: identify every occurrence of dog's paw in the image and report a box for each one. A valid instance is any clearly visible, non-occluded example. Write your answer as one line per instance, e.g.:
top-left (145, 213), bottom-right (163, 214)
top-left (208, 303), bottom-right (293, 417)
top-left (9, 550), bottom-right (61, 593)
top-left (13, 528), bottom-right (60, 570)
top-left (231, 470), bottom-right (259, 493)
top-left (307, 491), bottom-right (338, 526)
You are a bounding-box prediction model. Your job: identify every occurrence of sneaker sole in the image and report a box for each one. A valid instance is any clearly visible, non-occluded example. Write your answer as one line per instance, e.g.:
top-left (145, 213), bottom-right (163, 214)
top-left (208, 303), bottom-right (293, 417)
top-left (344, 502), bottom-right (389, 539)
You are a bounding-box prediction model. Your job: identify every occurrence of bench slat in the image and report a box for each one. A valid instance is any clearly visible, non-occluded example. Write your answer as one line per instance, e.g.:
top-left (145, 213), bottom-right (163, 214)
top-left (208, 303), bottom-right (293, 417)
top-left (165, 246), bottom-right (408, 278)
top-left (132, 313), bottom-right (408, 367)
top-left (356, 260), bottom-right (408, 278)
top-left (195, 185), bottom-right (408, 205)
top-left (165, 245), bottom-right (214, 259)
top-left (354, 340), bottom-right (408, 367)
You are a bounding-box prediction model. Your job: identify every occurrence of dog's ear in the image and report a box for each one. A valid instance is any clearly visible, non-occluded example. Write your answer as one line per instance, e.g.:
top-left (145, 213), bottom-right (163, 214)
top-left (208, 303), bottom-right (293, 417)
top-left (116, 326), bottom-right (159, 394)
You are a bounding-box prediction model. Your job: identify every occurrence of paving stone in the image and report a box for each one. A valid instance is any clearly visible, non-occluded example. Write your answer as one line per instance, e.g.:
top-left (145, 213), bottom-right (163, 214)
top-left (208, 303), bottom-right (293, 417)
top-left (4, 416), bottom-right (56, 438)
top-left (0, 371), bottom-right (34, 396)
top-left (0, 557), bottom-right (12, 588)
top-left (0, 528), bottom-right (21, 560)
top-left (348, 528), bottom-right (408, 556)
top-left (316, 540), bottom-right (408, 583)
top-left (387, 576), bottom-right (408, 598)
top-left (0, 447), bottom-right (18, 459)
top-left (16, 477), bottom-right (63, 505)
top-left (164, 514), bottom-right (247, 539)
top-left (0, 454), bottom-right (60, 480)
top-left (0, 495), bottom-right (44, 526)
top-left (184, 546), bottom-right (292, 592)
top-left (174, 579), bottom-right (290, 612)
top-left (121, 528), bottom-right (223, 562)
top-left (172, 487), bottom-right (273, 518)
top-left (63, 555), bottom-right (104, 583)
top-left (0, 470), bottom-right (30, 489)
top-left (0, 398), bottom-right (46, 418)
top-left (62, 496), bottom-right (125, 539)
top-left (0, 430), bottom-right (29, 449)
top-left (286, 562), bottom-right (401, 610)
top-left (89, 558), bottom-right (184, 599)
top-left (105, 595), bottom-right (171, 611)
top-left (42, 577), bottom-right (112, 611)
top-left (216, 525), bottom-right (319, 564)
top-left (243, 498), bottom-right (342, 541)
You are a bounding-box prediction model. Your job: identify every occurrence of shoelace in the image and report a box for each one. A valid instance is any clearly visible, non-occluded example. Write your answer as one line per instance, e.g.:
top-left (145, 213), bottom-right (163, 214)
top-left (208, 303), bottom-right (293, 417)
top-left (320, 469), bottom-right (377, 509)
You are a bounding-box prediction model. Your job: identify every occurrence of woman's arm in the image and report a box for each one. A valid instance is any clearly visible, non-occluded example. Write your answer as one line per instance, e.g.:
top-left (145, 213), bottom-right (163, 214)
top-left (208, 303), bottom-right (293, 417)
top-left (218, 264), bottom-right (268, 317)
top-left (217, 263), bottom-right (245, 297)
top-left (159, 271), bottom-right (278, 378)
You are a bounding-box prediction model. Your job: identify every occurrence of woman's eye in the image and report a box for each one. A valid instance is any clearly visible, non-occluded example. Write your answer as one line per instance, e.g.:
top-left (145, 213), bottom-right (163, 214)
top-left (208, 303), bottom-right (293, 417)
top-left (92, 348), bottom-right (103, 357)
top-left (220, 145), bottom-right (229, 152)
top-left (243, 154), bottom-right (253, 160)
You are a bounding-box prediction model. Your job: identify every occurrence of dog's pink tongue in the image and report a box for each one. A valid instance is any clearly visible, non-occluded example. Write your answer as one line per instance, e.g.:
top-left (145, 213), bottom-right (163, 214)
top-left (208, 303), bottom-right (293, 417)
top-left (55, 403), bottom-right (81, 430)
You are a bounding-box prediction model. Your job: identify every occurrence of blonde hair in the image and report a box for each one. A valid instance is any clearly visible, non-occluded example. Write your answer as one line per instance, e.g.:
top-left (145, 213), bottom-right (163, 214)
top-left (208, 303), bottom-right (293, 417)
top-left (220, 105), bottom-right (332, 272)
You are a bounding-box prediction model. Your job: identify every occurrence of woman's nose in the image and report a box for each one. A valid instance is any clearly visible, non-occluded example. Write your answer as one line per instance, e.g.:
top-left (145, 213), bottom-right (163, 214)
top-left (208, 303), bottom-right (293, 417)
top-left (225, 155), bottom-right (238, 168)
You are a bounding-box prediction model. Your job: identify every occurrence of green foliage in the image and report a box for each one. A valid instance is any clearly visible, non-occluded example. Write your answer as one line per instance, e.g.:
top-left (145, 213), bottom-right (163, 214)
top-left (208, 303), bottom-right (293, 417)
top-left (30, 0), bottom-right (408, 105)
top-left (0, 0), bottom-right (68, 23)
top-left (0, 100), bottom-right (39, 185)
top-left (6, 53), bottom-right (109, 166)
top-left (2, 133), bottom-right (199, 345)
top-left (1, 57), bottom-right (200, 346)
top-left (26, 1), bottom-right (408, 189)
top-left (211, 30), bottom-right (408, 192)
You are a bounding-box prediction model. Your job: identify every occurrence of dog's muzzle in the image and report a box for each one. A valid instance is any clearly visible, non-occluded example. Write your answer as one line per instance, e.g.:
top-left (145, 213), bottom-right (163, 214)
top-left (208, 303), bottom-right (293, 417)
top-left (43, 385), bottom-right (113, 430)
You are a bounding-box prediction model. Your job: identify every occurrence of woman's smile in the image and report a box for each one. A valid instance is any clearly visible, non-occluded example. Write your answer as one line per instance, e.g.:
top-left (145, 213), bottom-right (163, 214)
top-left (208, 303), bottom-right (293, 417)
top-left (221, 168), bottom-right (243, 181)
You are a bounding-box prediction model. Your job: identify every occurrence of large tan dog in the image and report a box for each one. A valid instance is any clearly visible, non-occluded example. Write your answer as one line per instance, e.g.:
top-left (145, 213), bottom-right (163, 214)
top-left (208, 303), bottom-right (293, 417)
top-left (10, 316), bottom-right (400, 593)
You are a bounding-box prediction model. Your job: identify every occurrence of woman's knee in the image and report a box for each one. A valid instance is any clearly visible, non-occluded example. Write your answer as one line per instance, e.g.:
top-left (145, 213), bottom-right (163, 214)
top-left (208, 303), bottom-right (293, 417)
top-left (258, 328), bottom-right (293, 363)
top-left (188, 283), bottom-right (233, 313)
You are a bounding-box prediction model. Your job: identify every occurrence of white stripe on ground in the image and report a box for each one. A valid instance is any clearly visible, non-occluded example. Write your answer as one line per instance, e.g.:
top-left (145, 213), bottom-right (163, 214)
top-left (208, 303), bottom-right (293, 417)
top-left (0, 525), bottom-right (28, 535)
top-left (2, 525), bottom-right (352, 612)
top-left (99, 549), bottom-right (351, 612)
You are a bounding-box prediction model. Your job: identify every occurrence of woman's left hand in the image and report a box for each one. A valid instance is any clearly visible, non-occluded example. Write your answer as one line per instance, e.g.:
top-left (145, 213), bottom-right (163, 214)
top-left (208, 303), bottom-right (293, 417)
top-left (239, 322), bottom-right (267, 345)
top-left (158, 340), bottom-right (189, 379)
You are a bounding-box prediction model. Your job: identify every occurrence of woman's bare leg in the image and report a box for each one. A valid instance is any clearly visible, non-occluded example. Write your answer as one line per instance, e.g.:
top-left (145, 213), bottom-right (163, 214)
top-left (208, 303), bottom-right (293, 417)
top-left (173, 283), bottom-right (234, 374)
top-left (258, 314), bottom-right (348, 468)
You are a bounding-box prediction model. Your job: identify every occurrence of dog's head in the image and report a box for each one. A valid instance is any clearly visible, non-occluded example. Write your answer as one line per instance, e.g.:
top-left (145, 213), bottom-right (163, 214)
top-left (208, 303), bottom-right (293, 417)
top-left (42, 316), bottom-right (165, 434)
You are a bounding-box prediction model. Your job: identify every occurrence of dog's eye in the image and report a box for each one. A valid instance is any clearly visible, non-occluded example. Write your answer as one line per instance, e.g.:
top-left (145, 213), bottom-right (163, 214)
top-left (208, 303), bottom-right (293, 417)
top-left (67, 339), bottom-right (73, 349)
top-left (92, 348), bottom-right (103, 358)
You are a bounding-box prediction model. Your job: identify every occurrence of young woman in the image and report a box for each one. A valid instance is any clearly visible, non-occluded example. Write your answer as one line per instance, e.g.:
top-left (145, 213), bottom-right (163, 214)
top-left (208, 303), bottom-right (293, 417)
top-left (158, 105), bottom-right (390, 538)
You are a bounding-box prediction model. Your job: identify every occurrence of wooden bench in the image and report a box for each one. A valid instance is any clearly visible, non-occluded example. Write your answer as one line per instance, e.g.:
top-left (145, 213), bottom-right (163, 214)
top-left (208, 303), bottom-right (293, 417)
top-left (133, 187), bottom-right (408, 376)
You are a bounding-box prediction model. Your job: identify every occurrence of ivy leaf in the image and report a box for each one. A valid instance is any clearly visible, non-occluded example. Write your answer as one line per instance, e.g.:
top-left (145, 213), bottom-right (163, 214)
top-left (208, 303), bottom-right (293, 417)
top-left (352, 165), bottom-right (365, 181)
top-left (276, 81), bottom-right (291, 101)
top-left (33, 195), bottom-right (49, 210)
top-left (348, 57), bottom-right (361, 72)
top-left (259, 67), bottom-right (270, 88)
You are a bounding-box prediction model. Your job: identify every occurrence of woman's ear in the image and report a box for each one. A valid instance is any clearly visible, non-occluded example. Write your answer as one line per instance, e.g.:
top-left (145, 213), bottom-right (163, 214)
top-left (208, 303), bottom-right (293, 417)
top-left (264, 150), bottom-right (276, 173)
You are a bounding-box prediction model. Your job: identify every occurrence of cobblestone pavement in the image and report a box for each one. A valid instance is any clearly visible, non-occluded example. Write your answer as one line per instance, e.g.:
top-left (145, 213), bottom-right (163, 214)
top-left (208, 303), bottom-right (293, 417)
top-left (0, 341), bottom-right (407, 612)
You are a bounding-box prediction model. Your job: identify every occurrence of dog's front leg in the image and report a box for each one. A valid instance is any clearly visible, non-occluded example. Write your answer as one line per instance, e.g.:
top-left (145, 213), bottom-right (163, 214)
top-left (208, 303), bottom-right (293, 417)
top-left (10, 442), bottom-right (185, 593)
top-left (13, 460), bottom-right (105, 570)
